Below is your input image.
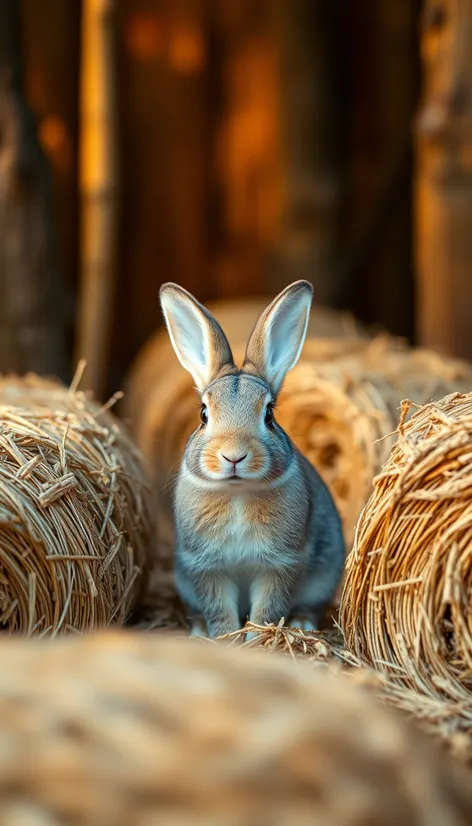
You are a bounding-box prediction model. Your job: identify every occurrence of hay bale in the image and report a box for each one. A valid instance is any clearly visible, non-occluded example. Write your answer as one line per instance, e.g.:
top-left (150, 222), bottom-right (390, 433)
top-left (339, 391), bottom-right (472, 740)
top-left (0, 373), bottom-right (154, 634)
top-left (278, 339), bottom-right (472, 547)
top-left (0, 630), bottom-right (470, 826)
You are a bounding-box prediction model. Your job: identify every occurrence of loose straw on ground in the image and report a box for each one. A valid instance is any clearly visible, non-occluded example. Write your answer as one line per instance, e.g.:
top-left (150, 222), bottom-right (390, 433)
top-left (340, 391), bottom-right (472, 754)
top-left (0, 371), bottom-right (154, 634)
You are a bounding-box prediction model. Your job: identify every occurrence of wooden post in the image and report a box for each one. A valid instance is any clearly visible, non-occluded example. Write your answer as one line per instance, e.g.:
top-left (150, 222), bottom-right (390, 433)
top-left (76, 0), bottom-right (118, 399)
top-left (111, 0), bottom-right (209, 385)
top-left (207, 0), bottom-right (282, 299)
top-left (21, 0), bottom-right (81, 316)
top-left (271, 0), bottom-right (344, 304)
top-left (415, 0), bottom-right (472, 359)
top-left (0, 0), bottom-right (69, 379)
top-left (367, 1), bottom-right (417, 338)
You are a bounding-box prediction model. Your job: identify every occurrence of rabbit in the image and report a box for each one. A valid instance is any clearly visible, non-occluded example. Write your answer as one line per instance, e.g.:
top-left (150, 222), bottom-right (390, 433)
top-left (159, 280), bottom-right (345, 639)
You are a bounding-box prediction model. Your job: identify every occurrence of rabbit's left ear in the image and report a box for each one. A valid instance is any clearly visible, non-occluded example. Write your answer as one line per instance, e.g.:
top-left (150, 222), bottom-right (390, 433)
top-left (160, 283), bottom-right (235, 392)
top-left (243, 281), bottom-right (313, 396)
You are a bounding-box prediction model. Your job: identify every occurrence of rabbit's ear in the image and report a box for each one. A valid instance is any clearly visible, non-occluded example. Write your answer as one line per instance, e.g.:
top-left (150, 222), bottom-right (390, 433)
top-left (243, 280), bottom-right (313, 395)
top-left (160, 283), bottom-right (235, 392)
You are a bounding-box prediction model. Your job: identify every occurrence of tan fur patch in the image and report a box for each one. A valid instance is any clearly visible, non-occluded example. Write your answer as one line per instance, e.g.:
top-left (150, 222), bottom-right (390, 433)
top-left (203, 436), bottom-right (266, 476)
top-left (202, 446), bottom-right (222, 474)
top-left (193, 493), bottom-right (231, 534)
top-left (245, 494), bottom-right (279, 528)
top-left (219, 438), bottom-right (243, 458)
top-left (247, 451), bottom-right (264, 473)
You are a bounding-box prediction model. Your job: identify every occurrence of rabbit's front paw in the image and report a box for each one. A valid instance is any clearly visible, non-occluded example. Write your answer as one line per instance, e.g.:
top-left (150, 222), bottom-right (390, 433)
top-left (289, 613), bottom-right (320, 632)
top-left (189, 617), bottom-right (208, 638)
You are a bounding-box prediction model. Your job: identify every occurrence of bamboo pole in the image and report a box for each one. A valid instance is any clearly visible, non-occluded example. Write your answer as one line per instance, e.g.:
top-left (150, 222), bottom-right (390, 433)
top-left (76, 0), bottom-right (118, 400)
top-left (415, 0), bottom-right (472, 360)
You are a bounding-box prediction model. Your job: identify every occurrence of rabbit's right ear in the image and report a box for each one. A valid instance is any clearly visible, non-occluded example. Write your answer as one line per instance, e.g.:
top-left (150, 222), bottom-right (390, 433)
top-left (243, 280), bottom-right (313, 396)
top-left (159, 283), bottom-right (235, 392)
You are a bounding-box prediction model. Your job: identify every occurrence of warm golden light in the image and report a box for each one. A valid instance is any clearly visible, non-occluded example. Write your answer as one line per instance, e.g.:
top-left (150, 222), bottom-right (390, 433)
top-left (126, 13), bottom-right (163, 61)
top-left (39, 115), bottom-right (71, 172)
top-left (168, 24), bottom-right (206, 74)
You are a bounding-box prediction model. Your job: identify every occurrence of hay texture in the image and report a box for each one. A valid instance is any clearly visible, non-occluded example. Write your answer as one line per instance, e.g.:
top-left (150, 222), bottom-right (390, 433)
top-left (0, 373), bottom-right (154, 635)
top-left (0, 630), bottom-right (471, 826)
top-left (278, 339), bottom-right (472, 547)
top-left (340, 392), bottom-right (472, 744)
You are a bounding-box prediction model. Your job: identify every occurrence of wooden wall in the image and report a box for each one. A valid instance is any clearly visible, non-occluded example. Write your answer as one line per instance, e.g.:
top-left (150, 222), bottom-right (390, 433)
top-left (18, 0), bottom-right (421, 393)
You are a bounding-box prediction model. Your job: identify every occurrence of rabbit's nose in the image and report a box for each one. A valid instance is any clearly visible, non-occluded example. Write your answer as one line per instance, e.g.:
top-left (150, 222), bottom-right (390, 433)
top-left (222, 453), bottom-right (247, 467)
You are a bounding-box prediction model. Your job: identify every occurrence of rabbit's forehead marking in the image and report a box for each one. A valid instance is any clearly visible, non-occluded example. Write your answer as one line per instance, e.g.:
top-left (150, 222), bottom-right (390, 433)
top-left (204, 374), bottom-right (270, 408)
top-left (205, 372), bottom-right (268, 394)
top-left (200, 375), bottom-right (271, 439)
top-left (203, 376), bottom-right (270, 426)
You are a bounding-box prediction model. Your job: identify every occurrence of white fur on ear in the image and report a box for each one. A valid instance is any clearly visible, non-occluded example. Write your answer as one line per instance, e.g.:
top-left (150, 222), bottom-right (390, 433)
top-left (244, 281), bottom-right (313, 395)
top-left (160, 283), bottom-right (234, 392)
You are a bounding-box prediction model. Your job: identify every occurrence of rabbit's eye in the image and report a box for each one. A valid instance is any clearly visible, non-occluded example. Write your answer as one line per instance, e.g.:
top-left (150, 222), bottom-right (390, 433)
top-left (200, 404), bottom-right (208, 425)
top-left (264, 404), bottom-right (274, 426)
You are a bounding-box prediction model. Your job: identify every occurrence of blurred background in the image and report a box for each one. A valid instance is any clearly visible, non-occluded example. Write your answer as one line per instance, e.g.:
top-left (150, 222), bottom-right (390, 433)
top-left (1, 0), bottom-right (470, 401)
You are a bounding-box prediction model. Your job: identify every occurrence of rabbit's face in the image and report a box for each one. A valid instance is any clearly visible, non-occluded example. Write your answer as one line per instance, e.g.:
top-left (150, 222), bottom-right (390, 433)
top-left (160, 279), bottom-right (313, 490)
top-left (184, 373), bottom-right (292, 487)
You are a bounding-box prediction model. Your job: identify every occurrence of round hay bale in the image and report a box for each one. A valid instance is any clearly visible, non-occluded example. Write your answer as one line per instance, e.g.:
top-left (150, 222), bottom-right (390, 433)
top-left (339, 391), bottom-right (472, 727)
top-left (0, 630), bottom-right (470, 826)
top-left (277, 339), bottom-right (472, 548)
top-left (0, 373), bottom-right (154, 634)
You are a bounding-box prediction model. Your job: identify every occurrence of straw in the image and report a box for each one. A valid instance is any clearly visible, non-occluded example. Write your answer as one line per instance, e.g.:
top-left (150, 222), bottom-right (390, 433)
top-left (339, 392), bottom-right (472, 758)
top-left (0, 371), bottom-right (155, 634)
top-left (278, 338), bottom-right (472, 547)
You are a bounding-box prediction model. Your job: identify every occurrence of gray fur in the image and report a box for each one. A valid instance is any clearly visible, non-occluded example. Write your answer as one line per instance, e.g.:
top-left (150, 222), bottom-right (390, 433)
top-left (160, 280), bottom-right (345, 638)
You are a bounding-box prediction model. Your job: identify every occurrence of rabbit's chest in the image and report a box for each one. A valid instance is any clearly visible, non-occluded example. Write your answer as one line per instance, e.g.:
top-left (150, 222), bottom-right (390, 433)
top-left (189, 494), bottom-right (282, 566)
top-left (221, 500), bottom-right (271, 562)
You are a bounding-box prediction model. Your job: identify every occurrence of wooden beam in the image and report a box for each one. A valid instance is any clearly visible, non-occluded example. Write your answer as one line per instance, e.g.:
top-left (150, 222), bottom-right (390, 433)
top-left (415, 0), bottom-right (472, 359)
